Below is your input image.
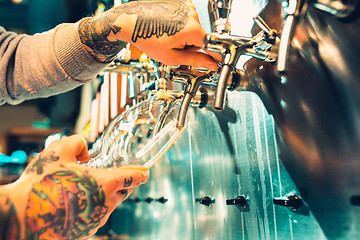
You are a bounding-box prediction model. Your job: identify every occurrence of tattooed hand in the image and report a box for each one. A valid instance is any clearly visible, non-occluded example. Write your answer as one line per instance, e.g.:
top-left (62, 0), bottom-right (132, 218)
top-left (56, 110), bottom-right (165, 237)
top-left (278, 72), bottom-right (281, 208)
top-left (78, 0), bottom-right (219, 70)
top-left (0, 135), bottom-right (149, 240)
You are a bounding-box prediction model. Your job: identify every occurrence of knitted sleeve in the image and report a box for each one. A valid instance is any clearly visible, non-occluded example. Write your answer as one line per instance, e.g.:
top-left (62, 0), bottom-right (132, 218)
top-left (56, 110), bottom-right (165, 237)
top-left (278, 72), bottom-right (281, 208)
top-left (0, 23), bottom-right (109, 105)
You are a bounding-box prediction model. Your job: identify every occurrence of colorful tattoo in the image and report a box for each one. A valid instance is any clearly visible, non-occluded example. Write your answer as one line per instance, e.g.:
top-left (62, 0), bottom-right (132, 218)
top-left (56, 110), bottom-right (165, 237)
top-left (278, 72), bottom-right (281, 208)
top-left (25, 151), bottom-right (59, 175)
top-left (25, 168), bottom-right (108, 239)
top-left (78, 0), bottom-right (189, 62)
top-left (0, 194), bottom-right (20, 240)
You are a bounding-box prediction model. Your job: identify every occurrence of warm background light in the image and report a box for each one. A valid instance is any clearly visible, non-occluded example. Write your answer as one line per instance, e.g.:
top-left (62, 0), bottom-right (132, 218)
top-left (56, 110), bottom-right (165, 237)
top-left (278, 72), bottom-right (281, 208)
top-left (11, 0), bottom-right (24, 4)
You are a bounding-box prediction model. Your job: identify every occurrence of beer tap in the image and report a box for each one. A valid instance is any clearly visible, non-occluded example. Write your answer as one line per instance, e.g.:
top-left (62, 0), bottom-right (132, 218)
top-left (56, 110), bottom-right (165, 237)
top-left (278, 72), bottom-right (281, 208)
top-left (276, 0), bottom-right (306, 74)
top-left (153, 61), bottom-right (168, 91)
top-left (277, 0), bottom-right (358, 74)
top-left (204, 0), bottom-right (279, 110)
top-left (170, 66), bottom-right (214, 128)
top-left (209, 0), bottom-right (233, 34)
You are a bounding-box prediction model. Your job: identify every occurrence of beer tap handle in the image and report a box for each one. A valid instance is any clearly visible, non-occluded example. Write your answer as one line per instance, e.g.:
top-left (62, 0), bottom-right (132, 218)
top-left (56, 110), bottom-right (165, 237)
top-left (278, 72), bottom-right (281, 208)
top-left (209, 0), bottom-right (233, 34)
top-left (151, 60), bottom-right (168, 90)
top-left (253, 15), bottom-right (271, 35)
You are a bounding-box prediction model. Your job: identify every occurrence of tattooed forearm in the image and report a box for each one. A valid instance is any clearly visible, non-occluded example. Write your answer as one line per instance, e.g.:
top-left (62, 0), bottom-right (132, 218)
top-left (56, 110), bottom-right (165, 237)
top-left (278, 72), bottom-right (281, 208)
top-left (0, 194), bottom-right (20, 240)
top-left (78, 0), bottom-right (189, 62)
top-left (25, 169), bottom-right (108, 239)
top-left (78, 13), bottom-right (127, 63)
top-left (25, 151), bottom-right (59, 175)
top-left (121, 0), bottom-right (189, 42)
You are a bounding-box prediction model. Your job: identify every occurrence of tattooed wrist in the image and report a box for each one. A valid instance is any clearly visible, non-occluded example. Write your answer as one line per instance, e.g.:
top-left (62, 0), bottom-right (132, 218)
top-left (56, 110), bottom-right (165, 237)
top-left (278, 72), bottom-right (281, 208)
top-left (77, 0), bottom-right (189, 63)
top-left (78, 16), bottom-right (127, 63)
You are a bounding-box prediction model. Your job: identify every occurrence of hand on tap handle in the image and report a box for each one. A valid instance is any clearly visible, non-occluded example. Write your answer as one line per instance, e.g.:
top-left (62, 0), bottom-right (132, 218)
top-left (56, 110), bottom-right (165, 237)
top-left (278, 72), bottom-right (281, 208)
top-left (77, 0), bottom-right (220, 70)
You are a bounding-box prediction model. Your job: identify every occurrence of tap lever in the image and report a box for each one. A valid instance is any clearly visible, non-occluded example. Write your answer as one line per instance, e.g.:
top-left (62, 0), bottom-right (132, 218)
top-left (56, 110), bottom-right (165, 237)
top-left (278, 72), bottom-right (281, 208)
top-left (253, 15), bottom-right (278, 43)
top-left (169, 66), bottom-right (213, 90)
top-left (209, 0), bottom-right (233, 19)
top-left (209, 0), bottom-right (233, 33)
top-left (253, 15), bottom-right (271, 35)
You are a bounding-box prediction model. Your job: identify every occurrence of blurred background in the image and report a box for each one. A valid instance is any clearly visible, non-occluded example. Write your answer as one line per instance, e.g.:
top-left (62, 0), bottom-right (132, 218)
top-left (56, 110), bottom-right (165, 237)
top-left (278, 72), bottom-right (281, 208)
top-left (1, 0), bottom-right (360, 239)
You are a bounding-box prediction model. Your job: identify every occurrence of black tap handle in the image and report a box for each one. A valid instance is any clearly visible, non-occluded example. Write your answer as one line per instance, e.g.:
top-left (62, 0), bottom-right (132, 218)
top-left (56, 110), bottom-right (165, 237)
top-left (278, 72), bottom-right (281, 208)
top-left (196, 196), bottom-right (215, 206)
top-left (273, 195), bottom-right (303, 210)
top-left (226, 196), bottom-right (247, 207)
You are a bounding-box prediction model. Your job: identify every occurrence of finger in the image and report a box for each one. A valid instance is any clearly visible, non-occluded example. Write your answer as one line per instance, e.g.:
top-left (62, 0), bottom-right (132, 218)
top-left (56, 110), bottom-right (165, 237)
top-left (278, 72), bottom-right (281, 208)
top-left (64, 134), bottom-right (89, 162)
top-left (204, 50), bottom-right (223, 63)
top-left (185, 27), bottom-right (207, 50)
top-left (89, 165), bottom-right (150, 192)
top-left (170, 49), bottom-right (218, 70)
top-left (116, 188), bottom-right (134, 203)
top-left (181, 29), bottom-right (222, 65)
top-left (74, 135), bottom-right (90, 162)
top-left (184, 47), bottom-right (222, 65)
top-left (52, 134), bottom-right (89, 162)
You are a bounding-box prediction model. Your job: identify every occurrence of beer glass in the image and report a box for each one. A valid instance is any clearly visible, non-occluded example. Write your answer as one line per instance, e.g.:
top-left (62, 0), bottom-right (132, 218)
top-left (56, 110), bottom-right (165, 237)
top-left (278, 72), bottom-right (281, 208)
top-left (85, 91), bottom-right (186, 169)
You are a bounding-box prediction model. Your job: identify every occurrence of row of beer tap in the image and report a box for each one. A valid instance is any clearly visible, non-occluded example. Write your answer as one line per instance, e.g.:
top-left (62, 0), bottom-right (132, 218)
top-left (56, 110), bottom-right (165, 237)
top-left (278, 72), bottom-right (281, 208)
top-left (88, 0), bottom-right (357, 143)
top-left (124, 194), bottom-right (304, 212)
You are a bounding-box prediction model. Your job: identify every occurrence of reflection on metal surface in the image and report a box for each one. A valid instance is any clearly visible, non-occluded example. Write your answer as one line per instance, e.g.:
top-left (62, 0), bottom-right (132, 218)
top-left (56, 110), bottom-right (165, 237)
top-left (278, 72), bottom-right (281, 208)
top-left (277, 0), bottom-right (359, 73)
top-left (106, 92), bottom-right (325, 240)
top-left (243, 0), bottom-right (360, 238)
top-left (273, 195), bottom-right (303, 211)
top-left (196, 196), bottom-right (216, 206)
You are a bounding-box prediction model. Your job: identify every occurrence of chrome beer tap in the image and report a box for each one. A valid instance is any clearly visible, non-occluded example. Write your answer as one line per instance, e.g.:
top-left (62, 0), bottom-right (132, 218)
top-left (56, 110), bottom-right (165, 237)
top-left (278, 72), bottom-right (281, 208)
top-left (170, 66), bottom-right (215, 128)
top-left (277, 0), bottom-right (359, 74)
top-left (205, 0), bottom-right (279, 110)
top-left (209, 0), bottom-right (233, 34)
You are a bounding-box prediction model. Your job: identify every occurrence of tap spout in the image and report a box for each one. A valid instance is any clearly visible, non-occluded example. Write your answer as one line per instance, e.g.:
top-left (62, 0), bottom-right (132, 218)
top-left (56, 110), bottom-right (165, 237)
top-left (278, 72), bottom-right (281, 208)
top-left (214, 65), bottom-right (232, 110)
top-left (177, 71), bottom-right (213, 128)
top-left (204, 33), bottom-right (253, 110)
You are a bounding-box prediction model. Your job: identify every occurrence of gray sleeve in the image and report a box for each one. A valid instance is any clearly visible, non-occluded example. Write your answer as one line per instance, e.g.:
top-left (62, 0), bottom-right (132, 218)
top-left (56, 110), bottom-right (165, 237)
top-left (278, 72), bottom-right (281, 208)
top-left (0, 23), bottom-right (109, 105)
